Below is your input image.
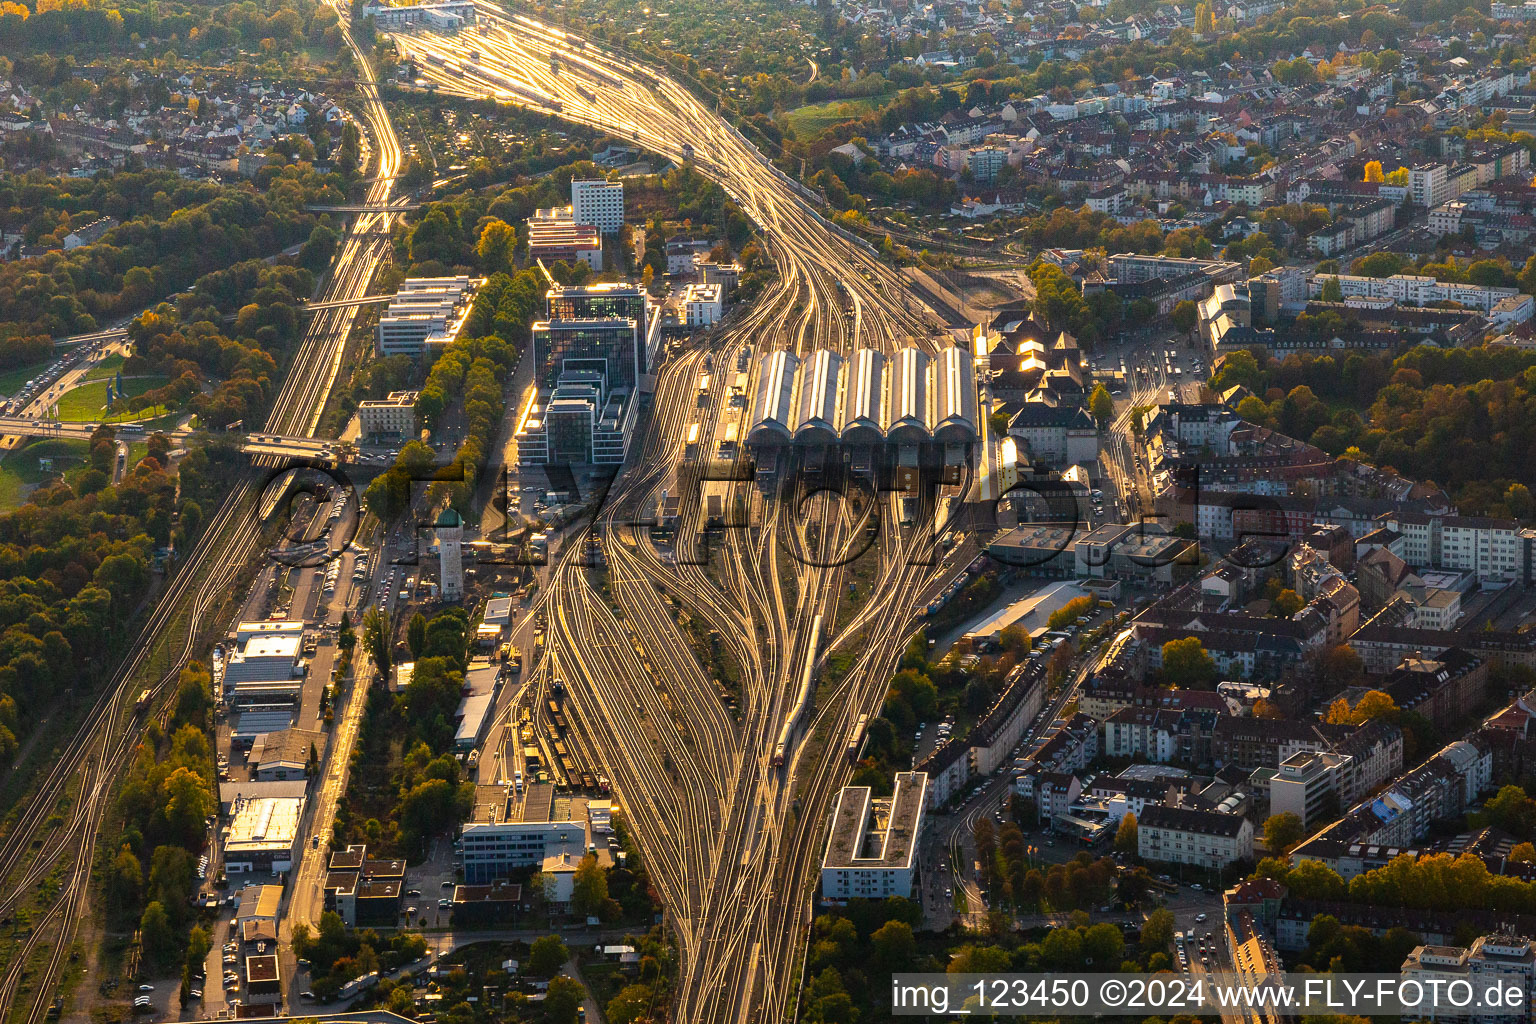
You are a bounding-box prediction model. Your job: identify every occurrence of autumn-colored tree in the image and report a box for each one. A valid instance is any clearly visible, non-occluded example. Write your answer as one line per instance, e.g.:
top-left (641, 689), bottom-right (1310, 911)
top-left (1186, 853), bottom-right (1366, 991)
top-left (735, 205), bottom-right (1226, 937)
top-left (1089, 383), bottom-right (1115, 426)
top-left (1363, 160), bottom-right (1384, 183)
top-left (1114, 812), bottom-right (1138, 854)
top-left (1194, 2), bottom-right (1215, 34)
top-left (1263, 812), bottom-right (1305, 854)
top-left (1252, 698), bottom-right (1284, 719)
top-left (1325, 689), bottom-right (1397, 726)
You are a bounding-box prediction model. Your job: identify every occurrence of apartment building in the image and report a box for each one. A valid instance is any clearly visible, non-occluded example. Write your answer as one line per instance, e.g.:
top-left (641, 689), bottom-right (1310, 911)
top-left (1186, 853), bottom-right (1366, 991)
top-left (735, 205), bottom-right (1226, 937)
top-left (1269, 749), bottom-right (1349, 829)
top-left (1309, 273), bottom-right (1524, 317)
top-left (1294, 736), bottom-right (1492, 853)
top-left (357, 390), bottom-right (420, 440)
top-left (681, 282), bottom-right (723, 327)
top-left (1402, 935), bottom-right (1536, 1024)
top-left (571, 179), bottom-right (624, 234)
top-left (1138, 805), bottom-right (1254, 869)
top-left (1384, 512), bottom-right (1533, 583)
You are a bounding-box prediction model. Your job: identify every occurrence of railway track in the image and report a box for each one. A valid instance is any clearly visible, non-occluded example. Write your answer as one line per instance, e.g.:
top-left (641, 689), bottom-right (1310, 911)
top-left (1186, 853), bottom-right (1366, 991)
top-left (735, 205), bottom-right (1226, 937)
top-left (0, 10), bottom-right (401, 1020)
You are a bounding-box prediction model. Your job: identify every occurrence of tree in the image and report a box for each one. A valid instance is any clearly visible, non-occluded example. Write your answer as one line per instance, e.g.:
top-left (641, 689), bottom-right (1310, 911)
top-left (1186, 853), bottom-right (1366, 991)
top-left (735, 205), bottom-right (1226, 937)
top-left (141, 901), bottom-right (178, 970)
top-left (544, 977), bottom-right (583, 1024)
top-left (871, 920), bottom-right (916, 971)
top-left (529, 935), bottom-right (569, 977)
top-left (1194, 2), bottom-right (1215, 34)
top-left (1518, 254), bottom-right (1536, 295)
top-left (1363, 160), bottom-right (1384, 183)
top-left (572, 854), bottom-right (609, 917)
top-left (1326, 690), bottom-right (1397, 726)
top-left (1321, 276), bottom-right (1344, 302)
top-left (1115, 811), bottom-right (1138, 855)
top-left (1170, 299), bottom-right (1199, 335)
top-left (407, 612), bottom-right (428, 659)
top-left (107, 844), bottom-right (143, 915)
top-left (363, 607), bottom-right (391, 675)
top-left (1049, 596), bottom-right (1096, 630)
top-left (607, 984), bottom-right (656, 1024)
top-left (998, 624), bottom-right (1031, 655)
top-left (1140, 908), bottom-right (1175, 950)
top-left (1160, 637), bottom-right (1217, 688)
top-left (1089, 383), bottom-right (1114, 426)
top-left (1273, 588), bottom-right (1304, 617)
top-left (475, 218), bottom-right (517, 274)
top-left (1512, 842), bottom-right (1536, 863)
top-left (1264, 812), bottom-right (1305, 854)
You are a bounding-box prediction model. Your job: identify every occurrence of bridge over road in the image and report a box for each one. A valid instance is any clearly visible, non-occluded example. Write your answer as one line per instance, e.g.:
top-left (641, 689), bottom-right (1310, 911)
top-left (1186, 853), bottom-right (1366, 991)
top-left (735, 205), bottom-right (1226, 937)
top-left (0, 415), bottom-right (356, 463)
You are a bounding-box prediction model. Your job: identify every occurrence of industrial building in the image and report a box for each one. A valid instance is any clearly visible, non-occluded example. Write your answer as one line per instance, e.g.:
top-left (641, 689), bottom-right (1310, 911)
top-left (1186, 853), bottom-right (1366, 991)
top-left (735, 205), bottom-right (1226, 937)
top-left (820, 771), bottom-right (927, 901)
top-left (747, 345), bottom-right (978, 451)
top-left (375, 277), bottom-right (481, 358)
top-left (223, 795), bottom-right (305, 874)
top-left (361, 0), bottom-right (475, 30)
top-left (459, 783), bottom-right (599, 883)
top-left (223, 621), bottom-right (306, 706)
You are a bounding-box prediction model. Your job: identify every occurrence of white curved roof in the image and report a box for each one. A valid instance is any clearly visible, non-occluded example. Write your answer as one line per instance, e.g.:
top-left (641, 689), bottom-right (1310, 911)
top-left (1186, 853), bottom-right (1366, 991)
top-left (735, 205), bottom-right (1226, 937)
top-left (838, 348), bottom-right (885, 442)
top-left (748, 350), bottom-right (798, 444)
top-left (933, 345), bottom-right (979, 442)
top-left (795, 349), bottom-right (842, 443)
top-left (886, 346), bottom-right (930, 443)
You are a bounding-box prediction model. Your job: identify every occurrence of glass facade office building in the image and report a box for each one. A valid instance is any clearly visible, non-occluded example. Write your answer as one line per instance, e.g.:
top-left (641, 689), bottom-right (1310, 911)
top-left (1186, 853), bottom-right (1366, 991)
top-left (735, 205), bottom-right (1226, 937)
top-left (545, 283), bottom-right (649, 375)
top-left (532, 318), bottom-right (641, 392)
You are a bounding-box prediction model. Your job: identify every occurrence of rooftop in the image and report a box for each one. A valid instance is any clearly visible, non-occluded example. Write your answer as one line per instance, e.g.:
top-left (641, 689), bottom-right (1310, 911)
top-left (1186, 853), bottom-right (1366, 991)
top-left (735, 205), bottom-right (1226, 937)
top-left (823, 772), bottom-right (927, 871)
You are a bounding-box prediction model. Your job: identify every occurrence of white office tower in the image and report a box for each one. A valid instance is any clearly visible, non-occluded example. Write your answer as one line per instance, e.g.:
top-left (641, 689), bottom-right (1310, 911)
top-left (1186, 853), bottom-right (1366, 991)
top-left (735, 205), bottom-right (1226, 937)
top-left (571, 179), bottom-right (624, 234)
top-left (436, 507), bottom-right (464, 601)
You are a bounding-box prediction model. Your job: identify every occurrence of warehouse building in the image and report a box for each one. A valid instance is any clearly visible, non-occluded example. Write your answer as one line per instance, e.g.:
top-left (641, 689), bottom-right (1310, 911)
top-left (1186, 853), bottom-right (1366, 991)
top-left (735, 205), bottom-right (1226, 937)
top-left (224, 795), bottom-right (305, 874)
top-left (223, 626), bottom-right (306, 706)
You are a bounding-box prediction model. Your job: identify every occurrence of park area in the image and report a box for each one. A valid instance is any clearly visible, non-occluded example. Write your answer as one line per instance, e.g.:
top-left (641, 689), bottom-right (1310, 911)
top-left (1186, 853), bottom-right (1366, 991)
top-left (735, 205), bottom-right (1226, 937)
top-left (55, 372), bottom-right (169, 423)
top-left (0, 438), bottom-right (90, 511)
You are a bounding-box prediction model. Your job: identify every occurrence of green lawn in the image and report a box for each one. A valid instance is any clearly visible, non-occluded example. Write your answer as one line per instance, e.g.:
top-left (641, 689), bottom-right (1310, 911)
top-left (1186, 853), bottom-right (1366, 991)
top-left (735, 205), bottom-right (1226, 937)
top-left (0, 438), bottom-right (91, 512)
top-left (0, 357), bottom-right (56, 397)
top-left (54, 375), bottom-right (169, 422)
top-left (81, 353), bottom-right (127, 382)
top-left (781, 93), bottom-right (892, 138)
